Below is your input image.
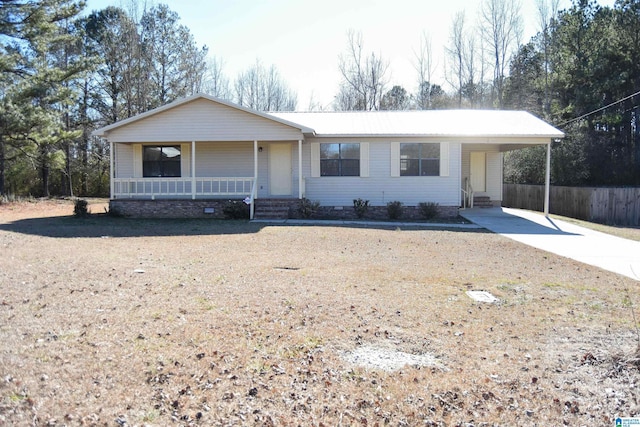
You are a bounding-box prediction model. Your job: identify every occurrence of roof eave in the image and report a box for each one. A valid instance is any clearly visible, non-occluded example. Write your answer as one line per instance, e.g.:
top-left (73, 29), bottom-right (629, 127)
top-left (309, 133), bottom-right (565, 139)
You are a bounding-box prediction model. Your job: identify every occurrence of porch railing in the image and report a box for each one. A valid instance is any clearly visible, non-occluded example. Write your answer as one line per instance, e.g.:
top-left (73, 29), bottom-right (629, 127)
top-left (113, 177), bottom-right (254, 199)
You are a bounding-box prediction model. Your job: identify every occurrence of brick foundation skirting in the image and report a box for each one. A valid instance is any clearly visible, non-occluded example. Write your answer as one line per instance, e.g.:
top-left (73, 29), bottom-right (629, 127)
top-left (110, 198), bottom-right (459, 220)
top-left (299, 205), bottom-right (459, 220)
top-left (109, 199), bottom-right (242, 219)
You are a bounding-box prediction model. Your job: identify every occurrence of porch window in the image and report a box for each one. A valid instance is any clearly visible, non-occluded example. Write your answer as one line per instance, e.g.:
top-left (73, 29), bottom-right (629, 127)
top-left (320, 143), bottom-right (360, 176)
top-left (400, 143), bottom-right (440, 176)
top-left (143, 146), bottom-right (181, 177)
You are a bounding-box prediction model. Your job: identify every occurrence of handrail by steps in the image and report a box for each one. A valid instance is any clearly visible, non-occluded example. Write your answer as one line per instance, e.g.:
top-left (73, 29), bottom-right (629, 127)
top-left (461, 177), bottom-right (474, 209)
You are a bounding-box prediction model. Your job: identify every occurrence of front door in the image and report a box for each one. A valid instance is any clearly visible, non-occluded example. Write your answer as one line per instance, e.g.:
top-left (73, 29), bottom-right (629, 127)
top-left (470, 152), bottom-right (486, 193)
top-left (269, 143), bottom-right (292, 196)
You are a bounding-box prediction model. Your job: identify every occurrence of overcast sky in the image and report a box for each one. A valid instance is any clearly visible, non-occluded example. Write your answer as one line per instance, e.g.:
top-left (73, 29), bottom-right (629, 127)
top-left (84, 0), bottom-right (616, 110)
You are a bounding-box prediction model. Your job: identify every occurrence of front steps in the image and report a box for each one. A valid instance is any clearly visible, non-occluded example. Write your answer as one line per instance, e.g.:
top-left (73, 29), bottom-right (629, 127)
top-left (473, 196), bottom-right (494, 208)
top-left (253, 199), bottom-right (298, 219)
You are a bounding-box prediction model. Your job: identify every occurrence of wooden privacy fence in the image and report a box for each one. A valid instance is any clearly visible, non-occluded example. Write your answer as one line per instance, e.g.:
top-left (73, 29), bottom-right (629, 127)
top-left (503, 184), bottom-right (640, 226)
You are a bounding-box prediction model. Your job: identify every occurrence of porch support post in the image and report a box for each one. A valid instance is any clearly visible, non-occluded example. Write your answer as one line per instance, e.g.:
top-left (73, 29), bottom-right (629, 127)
top-left (109, 140), bottom-right (114, 199)
top-left (251, 140), bottom-right (258, 220)
top-left (191, 141), bottom-right (196, 200)
top-left (544, 140), bottom-right (551, 216)
top-left (298, 139), bottom-right (303, 199)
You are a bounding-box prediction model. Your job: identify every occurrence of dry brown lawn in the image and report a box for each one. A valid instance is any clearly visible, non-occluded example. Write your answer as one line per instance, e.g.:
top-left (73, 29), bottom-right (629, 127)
top-left (0, 199), bottom-right (639, 426)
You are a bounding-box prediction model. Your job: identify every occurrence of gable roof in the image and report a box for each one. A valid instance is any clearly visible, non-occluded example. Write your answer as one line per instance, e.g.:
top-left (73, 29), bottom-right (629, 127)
top-left (92, 93), bottom-right (314, 137)
top-left (270, 110), bottom-right (564, 139)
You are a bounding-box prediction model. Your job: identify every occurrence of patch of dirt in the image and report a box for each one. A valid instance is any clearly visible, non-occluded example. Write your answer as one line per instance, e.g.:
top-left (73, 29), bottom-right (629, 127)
top-left (1, 199), bottom-right (639, 426)
top-left (343, 345), bottom-right (446, 371)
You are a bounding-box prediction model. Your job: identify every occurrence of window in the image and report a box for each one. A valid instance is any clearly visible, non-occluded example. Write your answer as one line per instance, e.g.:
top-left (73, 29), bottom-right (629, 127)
top-left (400, 143), bottom-right (440, 176)
top-left (143, 146), bottom-right (181, 177)
top-left (320, 143), bottom-right (360, 176)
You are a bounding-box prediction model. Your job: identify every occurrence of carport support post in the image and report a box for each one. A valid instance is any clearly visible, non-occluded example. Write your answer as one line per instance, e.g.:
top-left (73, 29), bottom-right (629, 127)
top-left (544, 140), bottom-right (551, 216)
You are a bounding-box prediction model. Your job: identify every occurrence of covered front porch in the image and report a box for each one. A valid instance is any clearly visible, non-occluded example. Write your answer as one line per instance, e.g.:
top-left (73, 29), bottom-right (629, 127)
top-left (109, 139), bottom-right (305, 219)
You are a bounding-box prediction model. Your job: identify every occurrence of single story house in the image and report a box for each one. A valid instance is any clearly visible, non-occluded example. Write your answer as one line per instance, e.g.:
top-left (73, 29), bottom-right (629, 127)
top-left (93, 94), bottom-right (564, 219)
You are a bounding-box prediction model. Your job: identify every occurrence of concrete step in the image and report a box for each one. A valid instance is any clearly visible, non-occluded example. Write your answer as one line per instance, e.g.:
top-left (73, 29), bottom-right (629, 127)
top-left (254, 209), bottom-right (290, 219)
top-left (473, 196), bottom-right (493, 208)
top-left (254, 200), bottom-right (295, 219)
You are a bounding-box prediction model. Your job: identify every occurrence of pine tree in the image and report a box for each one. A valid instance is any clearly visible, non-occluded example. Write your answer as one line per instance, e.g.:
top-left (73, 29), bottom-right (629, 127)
top-left (1, 0), bottom-right (89, 196)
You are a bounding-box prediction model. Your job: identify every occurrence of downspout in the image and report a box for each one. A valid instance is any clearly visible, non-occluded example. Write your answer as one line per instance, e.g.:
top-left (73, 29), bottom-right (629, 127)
top-left (191, 141), bottom-right (196, 199)
top-left (109, 140), bottom-right (114, 199)
top-left (544, 140), bottom-right (551, 216)
top-left (298, 139), bottom-right (303, 199)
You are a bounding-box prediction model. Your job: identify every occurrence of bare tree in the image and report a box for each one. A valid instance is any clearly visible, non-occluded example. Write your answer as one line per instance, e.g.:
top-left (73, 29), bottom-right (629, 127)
top-left (203, 56), bottom-right (232, 100)
top-left (479, 0), bottom-right (523, 108)
top-left (306, 92), bottom-right (325, 112)
top-left (413, 31), bottom-right (436, 109)
top-left (536, 0), bottom-right (560, 117)
top-left (463, 29), bottom-right (480, 107)
top-left (234, 60), bottom-right (297, 111)
top-left (335, 30), bottom-right (389, 110)
top-left (446, 11), bottom-right (467, 108)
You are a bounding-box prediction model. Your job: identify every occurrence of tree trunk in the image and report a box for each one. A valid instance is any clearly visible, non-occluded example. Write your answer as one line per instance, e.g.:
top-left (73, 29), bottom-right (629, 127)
top-left (0, 138), bottom-right (5, 196)
top-left (42, 164), bottom-right (50, 198)
top-left (635, 104), bottom-right (640, 185)
top-left (64, 141), bottom-right (73, 197)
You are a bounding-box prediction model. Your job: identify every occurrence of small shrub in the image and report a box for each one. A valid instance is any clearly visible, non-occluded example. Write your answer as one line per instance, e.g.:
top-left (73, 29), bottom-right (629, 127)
top-left (386, 201), bottom-right (404, 220)
top-left (353, 198), bottom-right (370, 219)
top-left (298, 198), bottom-right (320, 219)
top-left (73, 198), bottom-right (90, 217)
top-left (418, 201), bottom-right (439, 220)
top-left (222, 200), bottom-right (250, 219)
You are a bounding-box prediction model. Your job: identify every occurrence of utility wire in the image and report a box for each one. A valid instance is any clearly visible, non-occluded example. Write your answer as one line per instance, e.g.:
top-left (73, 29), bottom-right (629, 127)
top-left (555, 89), bottom-right (640, 128)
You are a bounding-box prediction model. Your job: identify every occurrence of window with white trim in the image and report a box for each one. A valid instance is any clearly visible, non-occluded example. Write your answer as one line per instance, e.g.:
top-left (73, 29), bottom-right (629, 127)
top-left (400, 143), bottom-right (440, 176)
top-left (143, 146), bottom-right (181, 177)
top-left (320, 143), bottom-right (360, 176)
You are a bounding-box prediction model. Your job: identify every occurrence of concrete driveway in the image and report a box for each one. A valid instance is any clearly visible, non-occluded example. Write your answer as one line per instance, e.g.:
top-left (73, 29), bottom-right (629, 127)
top-left (460, 207), bottom-right (640, 281)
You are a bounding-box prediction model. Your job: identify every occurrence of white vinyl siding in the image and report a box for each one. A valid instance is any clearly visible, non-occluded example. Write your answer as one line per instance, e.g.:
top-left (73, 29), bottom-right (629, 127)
top-left (257, 144), bottom-right (269, 198)
top-left (310, 143), bottom-right (320, 178)
top-left (302, 138), bottom-right (461, 206)
top-left (360, 143), bottom-right (370, 178)
top-left (292, 142), bottom-right (301, 197)
top-left (440, 142), bottom-right (450, 177)
top-left (486, 151), bottom-right (503, 201)
top-left (194, 142), bottom-right (253, 177)
top-left (390, 142), bottom-right (400, 177)
top-left (133, 145), bottom-right (142, 178)
top-left (181, 143), bottom-right (191, 177)
top-left (115, 143), bottom-right (134, 178)
top-left (105, 98), bottom-right (303, 143)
